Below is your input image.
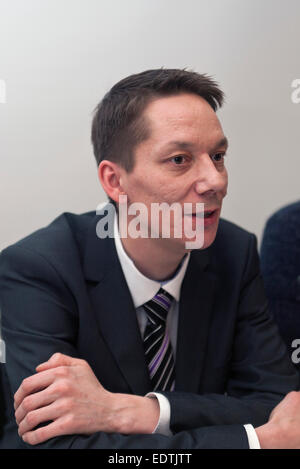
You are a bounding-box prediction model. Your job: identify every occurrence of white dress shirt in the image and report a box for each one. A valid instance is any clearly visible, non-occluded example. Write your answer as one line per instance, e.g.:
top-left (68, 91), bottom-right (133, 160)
top-left (113, 215), bottom-right (260, 449)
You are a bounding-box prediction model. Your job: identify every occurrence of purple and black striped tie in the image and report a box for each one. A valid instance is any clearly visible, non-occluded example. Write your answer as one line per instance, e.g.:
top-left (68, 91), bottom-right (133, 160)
top-left (143, 288), bottom-right (175, 392)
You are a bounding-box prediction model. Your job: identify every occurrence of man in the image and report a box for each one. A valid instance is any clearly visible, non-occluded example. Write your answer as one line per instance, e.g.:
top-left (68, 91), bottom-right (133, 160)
top-left (0, 69), bottom-right (299, 449)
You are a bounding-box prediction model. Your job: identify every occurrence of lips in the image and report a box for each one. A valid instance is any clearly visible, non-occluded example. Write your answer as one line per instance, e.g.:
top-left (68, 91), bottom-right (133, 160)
top-left (187, 209), bottom-right (219, 228)
top-left (203, 210), bottom-right (215, 218)
top-left (190, 209), bottom-right (217, 218)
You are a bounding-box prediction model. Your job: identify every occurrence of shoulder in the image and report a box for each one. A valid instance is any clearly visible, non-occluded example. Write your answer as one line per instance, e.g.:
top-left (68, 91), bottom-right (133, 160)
top-left (3, 211), bottom-right (94, 251)
top-left (0, 211), bottom-right (96, 275)
top-left (262, 201), bottom-right (300, 243)
top-left (266, 200), bottom-right (300, 224)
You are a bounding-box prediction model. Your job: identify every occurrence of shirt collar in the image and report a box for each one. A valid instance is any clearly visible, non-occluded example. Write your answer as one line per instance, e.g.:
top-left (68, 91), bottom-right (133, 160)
top-left (113, 214), bottom-right (190, 308)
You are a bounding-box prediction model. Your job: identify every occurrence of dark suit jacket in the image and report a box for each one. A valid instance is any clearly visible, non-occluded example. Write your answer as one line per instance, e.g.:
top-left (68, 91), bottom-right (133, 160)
top-left (260, 201), bottom-right (300, 365)
top-left (0, 210), bottom-right (298, 449)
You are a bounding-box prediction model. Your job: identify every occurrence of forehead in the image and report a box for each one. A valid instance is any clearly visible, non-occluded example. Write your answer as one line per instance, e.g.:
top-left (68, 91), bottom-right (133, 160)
top-left (143, 93), bottom-right (224, 147)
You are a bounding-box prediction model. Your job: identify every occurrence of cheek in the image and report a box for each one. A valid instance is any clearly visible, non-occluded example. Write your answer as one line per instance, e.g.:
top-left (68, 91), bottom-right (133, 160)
top-left (129, 175), bottom-right (180, 203)
top-left (163, 187), bottom-right (185, 203)
top-left (154, 175), bottom-right (190, 202)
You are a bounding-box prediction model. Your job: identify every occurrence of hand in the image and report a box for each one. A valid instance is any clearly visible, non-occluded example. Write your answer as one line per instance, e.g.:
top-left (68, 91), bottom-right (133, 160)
top-left (255, 391), bottom-right (300, 449)
top-left (14, 353), bottom-right (159, 445)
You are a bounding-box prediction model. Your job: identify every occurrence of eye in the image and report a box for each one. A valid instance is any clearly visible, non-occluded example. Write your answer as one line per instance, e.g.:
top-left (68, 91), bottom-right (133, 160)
top-left (170, 155), bottom-right (187, 165)
top-left (211, 152), bottom-right (226, 163)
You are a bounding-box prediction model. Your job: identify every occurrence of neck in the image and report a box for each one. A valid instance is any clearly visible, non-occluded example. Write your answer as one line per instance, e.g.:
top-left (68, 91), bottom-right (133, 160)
top-left (120, 236), bottom-right (186, 281)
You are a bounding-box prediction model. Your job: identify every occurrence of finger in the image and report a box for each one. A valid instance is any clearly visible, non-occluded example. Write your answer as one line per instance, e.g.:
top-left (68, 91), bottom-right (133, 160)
top-left (15, 383), bottom-right (57, 424)
top-left (14, 368), bottom-right (57, 410)
top-left (22, 416), bottom-right (73, 446)
top-left (36, 353), bottom-right (77, 372)
top-left (18, 401), bottom-right (61, 437)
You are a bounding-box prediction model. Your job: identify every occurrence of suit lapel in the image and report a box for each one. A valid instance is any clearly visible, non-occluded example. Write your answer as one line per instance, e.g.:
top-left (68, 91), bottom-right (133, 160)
top-left (175, 248), bottom-right (216, 392)
top-left (83, 213), bottom-right (151, 396)
top-left (83, 211), bottom-right (217, 396)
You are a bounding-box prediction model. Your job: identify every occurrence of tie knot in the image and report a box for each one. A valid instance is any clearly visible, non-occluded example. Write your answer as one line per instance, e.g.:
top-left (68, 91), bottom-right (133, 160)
top-left (143, 288), bottom-right (173, 325)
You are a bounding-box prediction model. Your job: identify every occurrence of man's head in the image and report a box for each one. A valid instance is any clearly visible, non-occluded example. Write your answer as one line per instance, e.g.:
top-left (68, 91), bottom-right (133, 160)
top-left (92, 69), bottom-right (228, 252)
top-left (91, 68), bottom-right (224, 172)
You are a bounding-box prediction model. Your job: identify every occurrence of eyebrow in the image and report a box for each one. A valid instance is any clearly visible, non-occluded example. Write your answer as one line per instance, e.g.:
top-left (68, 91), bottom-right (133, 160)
top-left (161, 136), bottom-right (229, 153)
top-left (213, 136), bottom-right (229, 151)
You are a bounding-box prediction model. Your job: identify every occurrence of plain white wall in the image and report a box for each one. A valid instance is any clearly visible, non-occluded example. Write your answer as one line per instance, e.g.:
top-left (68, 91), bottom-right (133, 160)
top-left (0, 0), bottom-right (299, 250)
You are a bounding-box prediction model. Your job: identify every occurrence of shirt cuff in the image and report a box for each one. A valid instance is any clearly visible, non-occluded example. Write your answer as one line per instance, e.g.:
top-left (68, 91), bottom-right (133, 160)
top-left (244, 424), bottom-right (261, 449)
top-left (145, 395), bottom-right (260, 446)
top-left (146, 392), bottom-right (173, 436)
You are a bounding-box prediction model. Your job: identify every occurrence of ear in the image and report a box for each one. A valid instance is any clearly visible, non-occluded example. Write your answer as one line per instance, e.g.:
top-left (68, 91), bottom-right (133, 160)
top-left (98, 160), bottom-right (126, 204)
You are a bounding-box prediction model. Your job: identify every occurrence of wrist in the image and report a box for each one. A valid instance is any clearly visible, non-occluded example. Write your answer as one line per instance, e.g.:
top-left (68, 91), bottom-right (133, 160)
top-left (109, 393), bottom-right (160, 435)
top-left (255, 422), bottom-right (281, 449)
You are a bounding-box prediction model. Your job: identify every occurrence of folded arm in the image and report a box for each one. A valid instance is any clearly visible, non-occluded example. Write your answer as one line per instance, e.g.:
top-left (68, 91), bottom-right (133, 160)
top-left (0, 245), bottom-right (248, 449)
top-left (1, 240), bottom-right (299, 449)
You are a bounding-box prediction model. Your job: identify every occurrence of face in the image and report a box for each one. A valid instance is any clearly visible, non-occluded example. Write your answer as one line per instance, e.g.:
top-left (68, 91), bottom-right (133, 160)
top-left (118, 93), bottom-right (228, 252)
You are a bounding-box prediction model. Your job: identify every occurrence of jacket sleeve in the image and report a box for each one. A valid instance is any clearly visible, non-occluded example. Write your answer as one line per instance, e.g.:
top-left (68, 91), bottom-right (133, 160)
top-left (0, 244), bottom-right (249, 449)
top-left (162, 234), bottom-right (300, 433)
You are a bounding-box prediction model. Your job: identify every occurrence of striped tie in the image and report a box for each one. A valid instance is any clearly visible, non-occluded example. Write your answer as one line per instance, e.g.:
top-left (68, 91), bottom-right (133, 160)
top-left (143, 288), bottom-right (175, 392)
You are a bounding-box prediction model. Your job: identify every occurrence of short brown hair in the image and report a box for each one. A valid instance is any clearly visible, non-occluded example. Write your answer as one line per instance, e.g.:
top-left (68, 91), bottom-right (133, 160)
top-left (91, 68), bottom-right (224, 172)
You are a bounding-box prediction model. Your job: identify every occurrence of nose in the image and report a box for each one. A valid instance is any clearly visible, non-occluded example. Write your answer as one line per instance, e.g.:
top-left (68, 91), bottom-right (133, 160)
top-left (194, 153), bottom-right (227, 197)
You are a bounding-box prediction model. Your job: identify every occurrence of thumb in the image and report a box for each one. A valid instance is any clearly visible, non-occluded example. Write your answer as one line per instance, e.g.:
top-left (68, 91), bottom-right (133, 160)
top-left (36, 352), bottom-right (75, 372)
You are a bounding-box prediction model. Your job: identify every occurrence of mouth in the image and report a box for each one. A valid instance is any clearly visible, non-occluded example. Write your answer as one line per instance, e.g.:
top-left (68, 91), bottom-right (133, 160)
top-left (189, 209), bottom-right (218, 218)
top-left (187, 208), bottom-right (219, 228)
